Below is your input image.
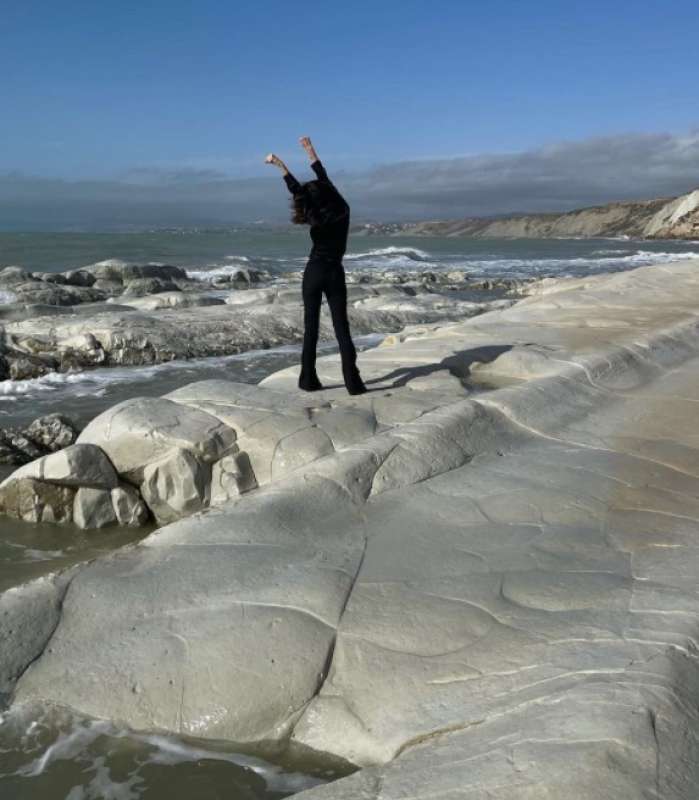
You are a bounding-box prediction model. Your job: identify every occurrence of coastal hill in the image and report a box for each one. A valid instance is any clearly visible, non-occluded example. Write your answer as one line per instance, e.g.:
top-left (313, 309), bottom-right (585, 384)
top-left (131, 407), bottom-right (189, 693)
top-left (361, 187), bottom-right (699, 239)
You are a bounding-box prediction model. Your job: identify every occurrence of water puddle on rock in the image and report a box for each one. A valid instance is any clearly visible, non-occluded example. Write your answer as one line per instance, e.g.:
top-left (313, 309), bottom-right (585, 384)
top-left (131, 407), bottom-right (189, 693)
top-left (0, 516), bottom-right (155, 593)
top-left (0, 705), bottom-right (341, 799)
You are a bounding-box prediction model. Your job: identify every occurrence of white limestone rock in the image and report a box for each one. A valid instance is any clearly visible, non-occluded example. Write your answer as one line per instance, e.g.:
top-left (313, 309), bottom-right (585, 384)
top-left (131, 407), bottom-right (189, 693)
top-left (210, 452), bottom-right (257, 506)
top-left (1, 444), bottom-right (118, 490)
top-left (14, 476), bottom-right (366, 744)
top-left (271, 426), bottom-right (335, 481)
top-left (0, 573), bottom-right (72, 695)
top-left (309, 406), bottom-right (378, 448)
top-left (77, 397), bottom-right (237, 480)
top-left (111, 484), bottom-right (150, 527)
top-left (140, 448), bottom-right (211, 524)
top-left (73, 487), bottom-right (117, 530)
top-left (0, 478), bottom-right (75, 523)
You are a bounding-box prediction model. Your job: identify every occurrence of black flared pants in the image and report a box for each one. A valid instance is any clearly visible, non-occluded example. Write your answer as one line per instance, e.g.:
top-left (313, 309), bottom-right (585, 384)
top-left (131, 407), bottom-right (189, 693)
top-left (300, 260), bottom-right (360, 389)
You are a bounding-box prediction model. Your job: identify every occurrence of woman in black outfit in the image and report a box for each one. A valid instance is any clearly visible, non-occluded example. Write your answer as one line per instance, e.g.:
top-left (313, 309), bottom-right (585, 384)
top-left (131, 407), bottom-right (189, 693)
top-left (265, 137), bottom-right (367, 395)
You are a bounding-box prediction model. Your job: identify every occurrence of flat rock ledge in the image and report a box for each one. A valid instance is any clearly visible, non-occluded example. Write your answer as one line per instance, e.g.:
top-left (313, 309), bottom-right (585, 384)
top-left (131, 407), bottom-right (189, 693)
top-left (4, 260), bottom-right (699, 799)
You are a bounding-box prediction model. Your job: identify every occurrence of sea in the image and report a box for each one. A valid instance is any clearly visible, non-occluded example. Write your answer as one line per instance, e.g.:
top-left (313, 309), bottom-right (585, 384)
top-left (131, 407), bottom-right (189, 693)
top-left (1, 228), bottom-right (698, 278)
top-left (1, 229), bottom-right (698, 799)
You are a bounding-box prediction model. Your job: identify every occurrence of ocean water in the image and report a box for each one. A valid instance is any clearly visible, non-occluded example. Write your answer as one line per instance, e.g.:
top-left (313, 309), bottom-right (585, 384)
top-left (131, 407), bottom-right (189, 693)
top-left (1, 229), bottom-right (698, 279)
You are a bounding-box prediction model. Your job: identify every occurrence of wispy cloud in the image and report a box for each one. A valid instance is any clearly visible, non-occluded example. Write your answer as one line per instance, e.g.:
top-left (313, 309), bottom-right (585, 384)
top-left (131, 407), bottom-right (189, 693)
top-left (1, 132), bottom-right (698, 229)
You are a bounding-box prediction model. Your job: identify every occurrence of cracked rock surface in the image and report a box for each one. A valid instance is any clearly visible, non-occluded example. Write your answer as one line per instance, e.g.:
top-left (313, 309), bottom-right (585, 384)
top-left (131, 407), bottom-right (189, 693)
top-left (5, 260), bottom-right (699, 798)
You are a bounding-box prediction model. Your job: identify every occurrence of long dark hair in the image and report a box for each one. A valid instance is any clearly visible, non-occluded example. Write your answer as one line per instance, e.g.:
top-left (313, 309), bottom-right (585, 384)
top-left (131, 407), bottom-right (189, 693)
top-left (290, 191), bottom-right (309, 225)
top-left (290, 180), bottom-right (348, 226)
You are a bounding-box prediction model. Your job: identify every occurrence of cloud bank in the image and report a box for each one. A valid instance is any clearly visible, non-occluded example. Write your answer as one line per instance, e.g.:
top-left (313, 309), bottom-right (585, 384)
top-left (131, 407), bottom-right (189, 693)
top-left (1, 132), bottom-right (698, 230)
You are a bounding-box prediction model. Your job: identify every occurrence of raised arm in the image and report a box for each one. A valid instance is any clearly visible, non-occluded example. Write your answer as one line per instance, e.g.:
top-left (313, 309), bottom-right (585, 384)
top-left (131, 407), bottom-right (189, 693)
top-left (265, 153), bottom-right (301, 194)
top-left (299, 136), bottom-right (330, 182)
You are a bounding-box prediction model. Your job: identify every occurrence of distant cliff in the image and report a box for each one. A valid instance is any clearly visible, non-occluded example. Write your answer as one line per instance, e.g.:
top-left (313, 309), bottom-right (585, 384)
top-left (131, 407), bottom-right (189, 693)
top-left (359, 188), bottom-right (699, 239)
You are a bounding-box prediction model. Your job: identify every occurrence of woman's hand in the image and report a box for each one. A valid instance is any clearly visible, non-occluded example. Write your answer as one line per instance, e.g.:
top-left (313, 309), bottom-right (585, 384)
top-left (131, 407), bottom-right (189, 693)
top-left (265, 153), bottom-right (289, 174)
top-left (299, 137), bottom-right (319, 162)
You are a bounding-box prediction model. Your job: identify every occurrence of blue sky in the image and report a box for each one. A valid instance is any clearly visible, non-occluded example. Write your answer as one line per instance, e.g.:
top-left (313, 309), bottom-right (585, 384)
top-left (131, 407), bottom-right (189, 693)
top-left (2, 1), bottom-right (699, 227)
top-left (3, 0), bottom-right (698, 179)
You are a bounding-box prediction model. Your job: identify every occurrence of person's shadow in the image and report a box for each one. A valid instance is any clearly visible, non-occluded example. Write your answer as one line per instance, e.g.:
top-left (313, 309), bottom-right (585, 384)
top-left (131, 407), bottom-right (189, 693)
top-left (321, 345), bottom-right (515, 392)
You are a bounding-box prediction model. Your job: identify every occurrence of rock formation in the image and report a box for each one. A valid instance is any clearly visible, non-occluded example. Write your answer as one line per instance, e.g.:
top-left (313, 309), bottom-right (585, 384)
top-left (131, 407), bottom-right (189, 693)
top-left (0, 268), bottom-right (508, 381)
top-left (0, 413), bottom-right (79, 465)
top-left (3, 260), bottom-right (699, 798)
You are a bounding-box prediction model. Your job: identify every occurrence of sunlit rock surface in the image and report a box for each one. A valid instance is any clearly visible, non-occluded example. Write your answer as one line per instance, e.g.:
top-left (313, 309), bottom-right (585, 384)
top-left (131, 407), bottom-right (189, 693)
top-left (5, 260), bottom-right (699, 798)
top-left (0, 266), bottom-right (503, 380)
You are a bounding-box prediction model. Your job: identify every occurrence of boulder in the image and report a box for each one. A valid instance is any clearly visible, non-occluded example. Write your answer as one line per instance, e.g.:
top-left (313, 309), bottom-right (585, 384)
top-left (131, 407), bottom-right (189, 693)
top-left (85, 261), bottom-right (188, 283)
top-left (0, 477), bottom-right (75, 523)
top-left (11, 282), bottom-right (107, 307)
top-left (73, 487), bottom-right (117, 530)
top-left (210, 451), bottom-right (258, 505)
top-left (24, 413), bottom-right (79, 452)
top-left (140, 448), bottom-right (211, 524)
top-left (111, 484), bottom-right (150, 527)
top-left (35, 271), bottom-right (67, 284)
top-left (0, 430), bottom-right (44, 466)
top-left (2, 444), bottom-right (118, 490)
top-left (63, 269), bottom-right (96, 287)
top-left (120, 278), bottom-right (181, 297)
top-left (77, 397), bottom-right (237, 480)
top-left (119, 264), bottom-right (188, 282)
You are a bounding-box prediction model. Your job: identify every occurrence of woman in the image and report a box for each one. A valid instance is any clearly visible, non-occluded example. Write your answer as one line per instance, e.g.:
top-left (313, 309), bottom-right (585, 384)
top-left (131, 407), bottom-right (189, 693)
top-left (265, 137), bottom-right (367, 395)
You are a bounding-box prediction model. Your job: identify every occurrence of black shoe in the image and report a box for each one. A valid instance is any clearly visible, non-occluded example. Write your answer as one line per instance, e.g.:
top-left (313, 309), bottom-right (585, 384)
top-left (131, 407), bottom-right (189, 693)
top-left (347, 382), bottom-right (367, 396)
top-left (345, 370), bottom-right (367, 395)
top-left (298, 375), bottom-right (324, 392)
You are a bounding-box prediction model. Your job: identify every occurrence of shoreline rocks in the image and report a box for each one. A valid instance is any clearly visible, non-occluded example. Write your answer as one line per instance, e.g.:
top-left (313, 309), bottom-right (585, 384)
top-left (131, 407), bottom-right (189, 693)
top-left (4, 261), bottom-right (699, 799)
top-left (0, 414), bottom-right (79, 466)
top-left (0, 275), bottom-right (511, 381)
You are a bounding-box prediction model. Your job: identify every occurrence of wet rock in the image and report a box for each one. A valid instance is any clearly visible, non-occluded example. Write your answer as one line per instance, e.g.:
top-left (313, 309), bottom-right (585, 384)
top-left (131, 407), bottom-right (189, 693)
top-left (86, 261), bottom-right (188, 284)
top-left (11, 282), bottom-right (107, 306)
top-left (111, 484), bottom-right (150, 527)
top-left (63, 269), bottom-right (96, 287)
top-left (0, 477), bottom-right (75, 523)
top-left (73, 487), bottom-right (117, 529)
top-left (24, 414), bottom-right (79, 453)
top-left (35, 271), bottom-right (67, 285)
top-left (140, 448), bottom-right (210, 524)
top-left (0, 430), bottom-right (44, 465)
top-left (210, 267), bottom-right (268, 286)
top-left (120, 277), bottom-right (181, 297)
top-left (9, 353), bottom-right (57, 380)
top-left (0, 415), bottom-right (79, 466)
top-left (56, 332), bottom-right (106, 371)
